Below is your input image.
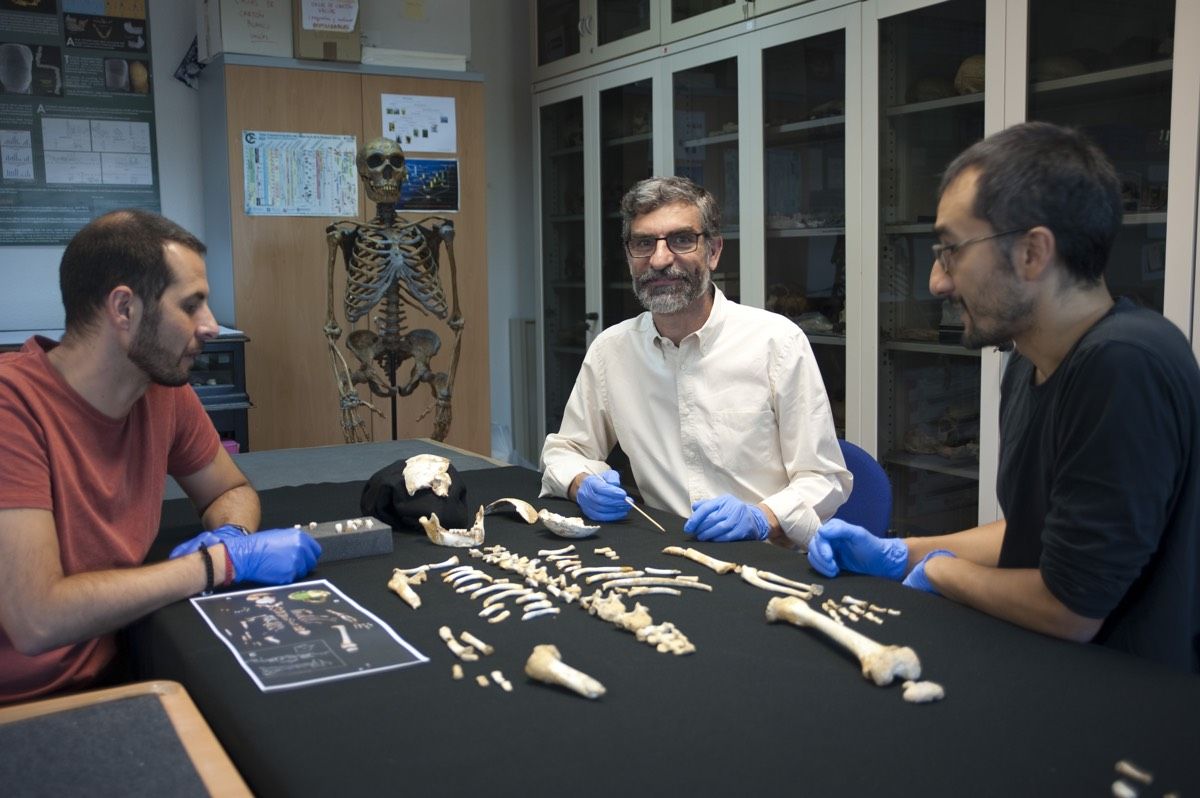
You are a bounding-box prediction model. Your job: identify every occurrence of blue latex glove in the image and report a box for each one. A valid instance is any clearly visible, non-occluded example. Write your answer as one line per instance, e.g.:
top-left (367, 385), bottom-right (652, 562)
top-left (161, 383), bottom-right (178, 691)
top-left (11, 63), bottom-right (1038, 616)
top-left (683, 495), bottom-right (769, 542)
top-left (223, 528), bottom-right (322, 585)
top-left (575, 470), bottom-right (630, 522)
top-left (806, 519), bottom-right (909, 580)
top-left (169, 524), bottom-right (250, 559)
top-left (902, 549), bottom-right (956, 595)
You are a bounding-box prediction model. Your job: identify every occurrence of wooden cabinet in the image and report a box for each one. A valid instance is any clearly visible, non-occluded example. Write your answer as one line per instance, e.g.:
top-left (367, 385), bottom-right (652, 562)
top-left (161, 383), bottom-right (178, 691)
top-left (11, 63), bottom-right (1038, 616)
top-left (200, 56), bottom-right (489, 454)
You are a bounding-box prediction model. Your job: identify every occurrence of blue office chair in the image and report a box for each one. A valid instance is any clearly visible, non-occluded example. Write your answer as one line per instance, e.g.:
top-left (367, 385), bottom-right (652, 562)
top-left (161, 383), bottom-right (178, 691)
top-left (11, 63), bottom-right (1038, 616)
top-left (832, 439), bottom-right (893, 537)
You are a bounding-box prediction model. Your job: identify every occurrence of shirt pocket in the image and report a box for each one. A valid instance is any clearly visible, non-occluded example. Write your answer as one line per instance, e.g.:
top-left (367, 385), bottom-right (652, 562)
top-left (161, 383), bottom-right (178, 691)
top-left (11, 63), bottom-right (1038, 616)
top-left (705, 409), bottom-right (777, 476)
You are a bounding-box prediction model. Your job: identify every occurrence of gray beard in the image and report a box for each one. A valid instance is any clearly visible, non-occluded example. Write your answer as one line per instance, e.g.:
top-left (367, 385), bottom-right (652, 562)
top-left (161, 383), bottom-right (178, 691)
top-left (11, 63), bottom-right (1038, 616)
top-left (633, 266), bottom-right (711, 315)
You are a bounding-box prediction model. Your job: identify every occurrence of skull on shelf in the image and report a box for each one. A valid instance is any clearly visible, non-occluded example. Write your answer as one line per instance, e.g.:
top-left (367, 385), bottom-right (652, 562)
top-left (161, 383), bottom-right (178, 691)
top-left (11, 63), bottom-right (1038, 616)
top-left (357, 137), bottom-right (408, 204)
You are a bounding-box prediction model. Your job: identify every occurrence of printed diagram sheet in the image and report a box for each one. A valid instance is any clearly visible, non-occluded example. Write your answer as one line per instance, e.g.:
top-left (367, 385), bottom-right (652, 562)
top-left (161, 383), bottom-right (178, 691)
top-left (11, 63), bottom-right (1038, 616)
top-left (242, 130), bottom-right (359, 216)
top-left (192, 579), bottom-right (427, 692)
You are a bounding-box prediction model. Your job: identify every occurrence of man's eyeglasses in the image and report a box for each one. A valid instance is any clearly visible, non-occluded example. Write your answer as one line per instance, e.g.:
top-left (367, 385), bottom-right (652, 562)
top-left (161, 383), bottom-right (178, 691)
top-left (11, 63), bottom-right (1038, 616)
top-left (625, 231), bottom-right (707, 259)
top-left (932, 228), bottom-right (1028, 273)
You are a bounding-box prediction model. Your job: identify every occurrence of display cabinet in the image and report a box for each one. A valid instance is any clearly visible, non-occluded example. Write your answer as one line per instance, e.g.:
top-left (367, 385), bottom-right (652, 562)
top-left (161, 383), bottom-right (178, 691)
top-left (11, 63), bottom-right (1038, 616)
top-left (533, 0), bottom-right (659, 80)
top-left (661, 0), bottom-right (752, 43)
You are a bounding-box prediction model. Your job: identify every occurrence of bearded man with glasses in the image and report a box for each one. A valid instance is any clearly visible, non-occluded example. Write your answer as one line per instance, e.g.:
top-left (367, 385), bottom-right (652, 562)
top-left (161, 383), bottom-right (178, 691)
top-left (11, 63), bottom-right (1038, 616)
top-left (807, 122), bottom-right (1200, 672)
top-left (541, 176), bottom-right (850, 548)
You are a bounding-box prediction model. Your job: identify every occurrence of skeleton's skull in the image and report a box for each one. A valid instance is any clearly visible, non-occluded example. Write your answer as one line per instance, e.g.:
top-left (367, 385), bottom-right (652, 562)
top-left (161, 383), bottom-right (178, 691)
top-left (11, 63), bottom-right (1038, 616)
top-left (357, 138), bottom-right (408, 204)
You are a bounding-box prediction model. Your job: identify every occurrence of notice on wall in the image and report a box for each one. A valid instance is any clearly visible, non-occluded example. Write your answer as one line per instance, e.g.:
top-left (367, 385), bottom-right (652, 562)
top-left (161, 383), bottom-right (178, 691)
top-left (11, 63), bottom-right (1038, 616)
top-left (300, 0), bottom-right (358, 32)
top-left (398, 157), bottom-right (458, 212)
top-left (0, 0), bottom-right (160, 245)
top-left (380, 93), bottom-right (456, 153)
top-left (192, 579), bottom-right (428, 692)
top-left (241, 130), bottom-right (358, 216)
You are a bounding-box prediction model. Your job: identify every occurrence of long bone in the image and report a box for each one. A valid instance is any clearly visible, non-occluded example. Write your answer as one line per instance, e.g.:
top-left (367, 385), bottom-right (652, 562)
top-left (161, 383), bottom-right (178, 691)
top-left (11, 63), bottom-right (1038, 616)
top-left (754, 569), bottom-right (823, 596)
top-left (661, 546), bottom-right (739, 574)
top-left (600, 576), bottom-right (712, 592)
top-left (740, 565), bottom-right (815, 600)
top-left (524, 644), bottom-right (606, 699)
top-left (766, 596), bottom-right (921, 686)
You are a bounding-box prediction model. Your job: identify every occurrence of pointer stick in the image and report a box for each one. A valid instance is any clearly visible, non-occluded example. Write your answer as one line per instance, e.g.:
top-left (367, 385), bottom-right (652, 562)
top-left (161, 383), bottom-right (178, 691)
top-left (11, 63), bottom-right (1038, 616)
top-left (625, 497), bottom-right (666, 534)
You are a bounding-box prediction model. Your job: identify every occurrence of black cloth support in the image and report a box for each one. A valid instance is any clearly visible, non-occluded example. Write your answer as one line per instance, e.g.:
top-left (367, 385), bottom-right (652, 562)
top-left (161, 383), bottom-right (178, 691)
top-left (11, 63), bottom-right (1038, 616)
top-left (136, 467), bottom-right (1200, 797)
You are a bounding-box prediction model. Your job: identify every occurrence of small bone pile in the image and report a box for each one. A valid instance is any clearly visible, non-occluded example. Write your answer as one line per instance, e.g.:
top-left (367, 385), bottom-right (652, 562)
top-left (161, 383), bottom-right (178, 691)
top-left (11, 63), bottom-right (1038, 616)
top-left (387, 556), bottom-right (460, 609)
top-left (819, 595), bottom-right (900, 626)
top-left (580, 590), bottom-right (695, 655)
top-left (1111, 759), bottom-right (1157, 798)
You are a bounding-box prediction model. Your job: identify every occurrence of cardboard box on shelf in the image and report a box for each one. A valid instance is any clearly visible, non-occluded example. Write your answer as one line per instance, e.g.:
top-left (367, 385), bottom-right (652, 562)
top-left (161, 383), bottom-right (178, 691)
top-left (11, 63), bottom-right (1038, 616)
top-left (198, 0), bottom-right (294, 61)
top-left (292, 0), bottom-right (362, 63)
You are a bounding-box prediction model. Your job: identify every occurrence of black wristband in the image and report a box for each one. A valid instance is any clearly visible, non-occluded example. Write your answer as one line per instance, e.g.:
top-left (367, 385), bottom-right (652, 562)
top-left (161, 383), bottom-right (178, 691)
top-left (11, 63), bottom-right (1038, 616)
top-left (198, 543), bottom-right (215, 596)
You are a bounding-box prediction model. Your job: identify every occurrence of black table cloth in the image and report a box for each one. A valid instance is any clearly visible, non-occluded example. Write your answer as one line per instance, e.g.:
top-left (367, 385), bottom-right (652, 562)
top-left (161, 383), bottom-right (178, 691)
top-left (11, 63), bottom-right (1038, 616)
top-left (135, 466), bottom-right (1200, 797)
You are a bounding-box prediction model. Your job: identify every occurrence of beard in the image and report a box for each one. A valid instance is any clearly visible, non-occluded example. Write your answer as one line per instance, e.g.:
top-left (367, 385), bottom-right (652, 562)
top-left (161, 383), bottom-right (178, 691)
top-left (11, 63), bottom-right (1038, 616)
top-left (128, 305), bottom-right (191, 387)
top-left (958, 283), bottom-right (1034, 350)
top-left (632, 264), bottom-right (712, 315)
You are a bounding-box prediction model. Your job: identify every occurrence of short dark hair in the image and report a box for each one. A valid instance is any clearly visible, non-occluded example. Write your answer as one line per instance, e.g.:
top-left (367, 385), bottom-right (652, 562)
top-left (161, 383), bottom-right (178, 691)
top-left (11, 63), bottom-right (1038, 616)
top-left (60, 209), bottom-right (206, 334)
top-left (619, 176), bottom-right (722, 246)
top-left (939, 121), bottom-right (1122, 284)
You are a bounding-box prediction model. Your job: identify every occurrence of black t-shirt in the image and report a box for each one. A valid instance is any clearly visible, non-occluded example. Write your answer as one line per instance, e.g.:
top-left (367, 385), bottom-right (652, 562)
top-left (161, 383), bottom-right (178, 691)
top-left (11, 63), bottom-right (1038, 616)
top-left (997, 297), bottom-right (1200, 672)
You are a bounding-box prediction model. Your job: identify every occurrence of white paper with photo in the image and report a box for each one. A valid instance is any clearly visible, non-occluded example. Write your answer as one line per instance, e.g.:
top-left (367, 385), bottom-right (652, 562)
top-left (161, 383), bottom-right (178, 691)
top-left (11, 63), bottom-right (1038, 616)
top-left (191, 579), bottom-right (427, 692)
top-left (380, 93), bottom-right (456, 153)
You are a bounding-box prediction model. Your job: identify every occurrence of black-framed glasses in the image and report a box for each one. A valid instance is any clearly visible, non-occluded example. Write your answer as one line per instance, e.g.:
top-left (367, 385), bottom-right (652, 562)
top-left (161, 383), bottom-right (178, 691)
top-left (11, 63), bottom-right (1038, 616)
top-left (932, 228), bottom-right (1029, 273)
top-left (625, 231), bottom-right (706, 259)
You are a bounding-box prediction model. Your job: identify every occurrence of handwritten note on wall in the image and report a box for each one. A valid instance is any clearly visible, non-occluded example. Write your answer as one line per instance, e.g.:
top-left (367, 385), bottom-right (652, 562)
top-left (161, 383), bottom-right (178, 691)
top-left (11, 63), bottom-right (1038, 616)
top-left (301, 0), bottom-right (359, 32)
top-left (215, 0), bottom-right (293, 58)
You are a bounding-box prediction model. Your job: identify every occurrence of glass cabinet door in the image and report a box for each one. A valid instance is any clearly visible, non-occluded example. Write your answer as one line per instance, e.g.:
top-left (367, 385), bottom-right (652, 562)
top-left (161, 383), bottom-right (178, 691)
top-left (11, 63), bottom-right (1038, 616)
top-left (762, 29), bottom-right (848, 434)
top-left (539, 97), bottom-right (587, 435)
top-left (536, 0), bottom-right (583, 69)
top-left (601, 79), bottom-right (655, 329)
top-left (597, 1), bottom-right (653, 48)
top-left (1026, 0), bottom-right (1175, 314)
top-left (669, 0), bottom-right (737, 23)
top-left (877, 0), bottom-right (986, 537)
top-left (673, 57), bottom-right (741, 303)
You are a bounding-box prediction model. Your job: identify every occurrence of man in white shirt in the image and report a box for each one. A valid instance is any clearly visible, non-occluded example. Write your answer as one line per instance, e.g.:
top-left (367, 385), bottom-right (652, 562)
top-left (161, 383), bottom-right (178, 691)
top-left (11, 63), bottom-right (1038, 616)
top-left (540, 176), bottom-right (849, 547)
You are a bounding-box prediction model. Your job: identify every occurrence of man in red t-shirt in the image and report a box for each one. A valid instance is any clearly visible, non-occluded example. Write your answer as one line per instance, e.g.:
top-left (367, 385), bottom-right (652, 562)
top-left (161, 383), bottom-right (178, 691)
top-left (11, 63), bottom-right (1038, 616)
top-left (0, 209), bottom-right (321, 703)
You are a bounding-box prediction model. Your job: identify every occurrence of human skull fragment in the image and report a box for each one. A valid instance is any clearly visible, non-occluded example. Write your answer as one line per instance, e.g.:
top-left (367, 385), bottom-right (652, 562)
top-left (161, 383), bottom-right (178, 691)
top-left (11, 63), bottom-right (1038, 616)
top-left (356, 137), bottom-right (408, 204)
top-left (538, 509), bottom-right (600, 539)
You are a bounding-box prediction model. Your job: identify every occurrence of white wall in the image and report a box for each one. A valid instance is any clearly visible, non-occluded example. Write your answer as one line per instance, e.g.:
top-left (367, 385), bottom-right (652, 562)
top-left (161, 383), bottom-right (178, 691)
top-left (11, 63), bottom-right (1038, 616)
top-left (0, 0), bottom-right (535, 457)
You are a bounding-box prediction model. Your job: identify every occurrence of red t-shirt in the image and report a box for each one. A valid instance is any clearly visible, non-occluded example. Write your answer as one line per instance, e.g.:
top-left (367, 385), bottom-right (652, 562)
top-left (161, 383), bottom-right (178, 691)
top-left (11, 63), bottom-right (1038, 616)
top-left (0, 337), bottom-right (219, 702)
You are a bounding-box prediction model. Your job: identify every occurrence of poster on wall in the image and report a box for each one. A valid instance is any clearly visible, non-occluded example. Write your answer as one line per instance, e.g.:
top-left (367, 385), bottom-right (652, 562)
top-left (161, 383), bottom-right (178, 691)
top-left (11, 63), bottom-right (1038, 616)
top-left (0, 0), bottom-right (160, 246)
top-left (380, 93), bottom-right (455, 153)
top-left (397, 157), bottom-right (458, 212)
top-left (241, 130), bottom-right (358, 216)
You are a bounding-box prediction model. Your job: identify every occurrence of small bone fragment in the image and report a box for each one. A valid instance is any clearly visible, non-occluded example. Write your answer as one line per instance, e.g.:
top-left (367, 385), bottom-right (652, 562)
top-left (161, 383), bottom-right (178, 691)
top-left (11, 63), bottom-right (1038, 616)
top-left (332, 624), bottom-right (358, 653)
top-left (635, 622), bottom-right (696, 655)
top-left (483, 497), bottom-right (539, 524)
top-left (455, 581), bottom-right (485, 594)
top-left (887, 608), bottom-right (901, 616)
top-left (755, 569), bottom-right (823, 596)
top-left (479, 603), bottom-right (507, 618)
top-left (522, 607), bottom-right (561, 621)
top-left (539, 544), bottom-right (577, 557)
top-left (459, 631), bottom-right (494, 656)
top-left (387, 569), bottom-right (423, 609)
top-left (767, 596), bottom-right (921, 686)
top-left (614, 603), bottom-right (653, 632)
top-left (628, 587), bottom-right (682, 597)
top-left (661, 545), bottom-right (738, 574)
top-left (515, 592), bottom-right (549, 605)
top-left (644, 567), bottom-right (681, 576)
top-left (334, 522), bottom-right (343, 533)
top-left (869, 604), bottom-right (891, 613)
top-left (420, 506), bottom-right (486, 548)
top-left (1112, 781), bottom-right (1138, 798)
top-left (491, 670), bottom-right (514, 692)
top-left (538, 509), bottom-right (600, 539)
top-left (901, 680), bottom-right (945, 703)
top-left (825, 608), bottom-right (845, 625)
top-left (487, 610), bottom-right (511, 624)
top-left (407, 570), bottom-right (427, 585)
top-left (452, 663), bottom-right (463, 680)
top-left (483, 588), bottom-right (528, 607)
top-left (740, 565), bottom-right (814, 599)
top-left (600, 577), bottom-right (713, 592)
top-left (524, 644), bottom-right (606, 699)
top-left (308, 521), bottom-right (317, 530)
top-left (394, 555), bottom-right (460, 576)
top-left (594, 546), bottom-right (614, 555)
top-left (1114, 760), bottom-right (1153, 785)
top-left (849, 604), bottom-right (866, 615)
top-left (841, 595), bottom-right (868, 607)
top-left (522, 599), bottom-right (553, 613)
top-left (475, 674), bottom-right (490, 687)
top-left (438, 625), bottom-right (479, 661)
top-left (864, 612), bottom-right (884, 624)
top-left (403, 453), bottom-right (453, 497)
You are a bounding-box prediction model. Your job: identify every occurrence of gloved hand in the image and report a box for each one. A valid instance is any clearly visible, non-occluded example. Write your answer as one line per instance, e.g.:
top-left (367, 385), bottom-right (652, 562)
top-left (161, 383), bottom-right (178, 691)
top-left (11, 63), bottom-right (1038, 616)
top-left (222, 528), bottom-right (322, 585)
top-left (806, 519), bottom-right (909, 580)
top-left (683, 495), bottom-right (770, 542)
top-left (902, 549), bottom-right (956, 595)
top-left (575, 470), bottom-right (630, 522)
top-left (169, 523), bottom-right (250, 559)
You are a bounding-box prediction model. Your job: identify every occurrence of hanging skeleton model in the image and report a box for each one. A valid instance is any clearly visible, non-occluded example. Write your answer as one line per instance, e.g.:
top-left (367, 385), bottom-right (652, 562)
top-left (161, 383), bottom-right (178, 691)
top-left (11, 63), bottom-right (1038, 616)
top-left (324, 138), bottom-right (464, 443)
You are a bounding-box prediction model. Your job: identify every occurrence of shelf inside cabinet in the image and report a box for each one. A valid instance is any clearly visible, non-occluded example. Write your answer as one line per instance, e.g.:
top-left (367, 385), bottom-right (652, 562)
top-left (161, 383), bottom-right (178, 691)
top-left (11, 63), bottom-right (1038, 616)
top-left (550, 345), bottom-right (586, 356)
top-left (806, 333), bottom-right (846, 346)
top-left (679, 130), bottom-right (739, 148)
top-left (1031, 59), bottom-right (1172, 101)
top-left (1123, 212), bottom-right (1167, 226)
top-left (886, 451), bottom-right (979, 481)
top-left (764, 115), bottom-right (846, 142)
top-left (546, 214), bottom-right (585, 223)
top-left (549, 280), bottom-right (585, 289)
top-left (883, 223), bottom-right (935, 235)
top-left (885, 92), bottom-right (984, 117)
top-left (767, 226), bottom-right (846, 238)
top-left (547, 145), bottom-right (583, 157)
top-left (604, 132), bottom-right (653, 147)
top-left (882, 339), bottom-right (981, 357)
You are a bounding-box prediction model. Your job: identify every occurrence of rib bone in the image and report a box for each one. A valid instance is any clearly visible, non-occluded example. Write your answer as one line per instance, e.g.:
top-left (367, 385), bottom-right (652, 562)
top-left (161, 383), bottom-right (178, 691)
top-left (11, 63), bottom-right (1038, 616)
top-left (661, 545), bottom-right (738, 574)
top-left (524, 644), bottom-right (606, 699)
top-left (766, 596), bottom-right (921, 686)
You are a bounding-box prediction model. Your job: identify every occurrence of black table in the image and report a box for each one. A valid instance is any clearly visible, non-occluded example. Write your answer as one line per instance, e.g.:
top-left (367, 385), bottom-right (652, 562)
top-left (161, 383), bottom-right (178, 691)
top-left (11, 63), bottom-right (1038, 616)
top-left (136, 466), bottom-right (1200, 797)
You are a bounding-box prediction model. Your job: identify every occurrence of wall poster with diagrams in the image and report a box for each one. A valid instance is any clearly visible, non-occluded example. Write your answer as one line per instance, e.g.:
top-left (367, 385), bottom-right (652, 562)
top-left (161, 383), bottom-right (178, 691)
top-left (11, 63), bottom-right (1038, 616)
top-left (0, 0), bottom-right (159, 245)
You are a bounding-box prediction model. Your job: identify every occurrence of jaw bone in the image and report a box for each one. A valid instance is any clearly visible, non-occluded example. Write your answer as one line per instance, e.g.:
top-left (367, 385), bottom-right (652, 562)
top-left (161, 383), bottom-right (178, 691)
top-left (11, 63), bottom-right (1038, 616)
top-left (420, 505), bottom-right (485, 547)
top-left (538, 509), bottom-right (600, 539)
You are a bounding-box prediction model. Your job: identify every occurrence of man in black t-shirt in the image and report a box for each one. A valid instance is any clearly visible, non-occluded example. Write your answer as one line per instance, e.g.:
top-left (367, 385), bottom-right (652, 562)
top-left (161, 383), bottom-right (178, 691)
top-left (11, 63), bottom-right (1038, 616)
top-left (806, 122), bottom-right (1200, 672)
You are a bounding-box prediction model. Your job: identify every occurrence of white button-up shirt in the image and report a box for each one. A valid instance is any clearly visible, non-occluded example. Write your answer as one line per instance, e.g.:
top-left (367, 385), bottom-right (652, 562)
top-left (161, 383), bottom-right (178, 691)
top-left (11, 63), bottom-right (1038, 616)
top-left (540, 289), bottom-right (850, 547)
